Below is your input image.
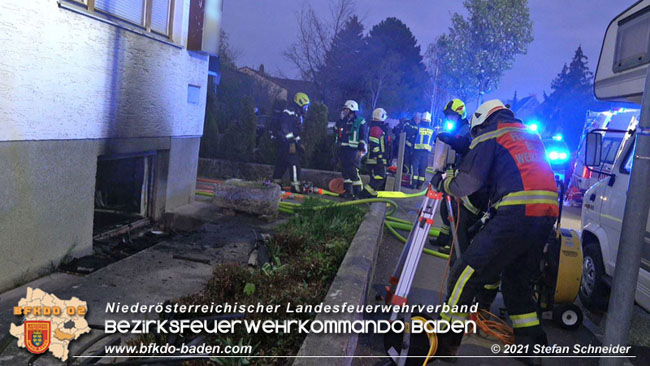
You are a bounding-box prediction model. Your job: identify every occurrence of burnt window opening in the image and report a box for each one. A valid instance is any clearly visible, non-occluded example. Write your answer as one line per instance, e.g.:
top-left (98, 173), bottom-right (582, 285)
top-left (94, 154), bottom-right (155, 235)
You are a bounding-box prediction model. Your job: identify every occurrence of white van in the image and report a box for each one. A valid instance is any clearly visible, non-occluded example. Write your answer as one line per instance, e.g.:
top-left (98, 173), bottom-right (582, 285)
top-left (579, 0), bottom-right (650, 312)
top-left (578, 122), bottom-right (650, 311)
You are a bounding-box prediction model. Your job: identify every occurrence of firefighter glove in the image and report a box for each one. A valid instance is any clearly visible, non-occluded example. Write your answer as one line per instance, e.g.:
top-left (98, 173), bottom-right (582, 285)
top-left (430, 171), bottom-right (444, 191)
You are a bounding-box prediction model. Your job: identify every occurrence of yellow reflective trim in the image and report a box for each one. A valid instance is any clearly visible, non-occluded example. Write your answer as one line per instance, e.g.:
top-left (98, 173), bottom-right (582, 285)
top-left (438, 225), bottom-right (450, 235)
top-left (369, 136), bottom-right (380, 143)
top-left (366, 159), bottom-right (377, 164)
top-left (510, 312), bottom-right (538, 320)
top-left (380, 137), bottom-right (385, 153)
top-left (372, 147), bottom-right (380, 152)
top-left (461, 196), bottom-right (481, 215)
top-left (373, 175), bottom-right (385, 180)
top-left (448, 265), bottom-right (475, 307)
top-left (469, 126), bottom-right (530, 149)
top-left (440, 312), bottom-right (469, 322)
top-left (505, 190), bottom-right (558, 198)
top-left (510, 312), bottom-right (540, 329)
top-left (364, 185), bottom-right (377, 194)
top-left (495, 199), bottom-right (558, 208)
top-left (443, 177), bottom-right (453, 194)
top-left (484, 281), bottom-right (500, 290)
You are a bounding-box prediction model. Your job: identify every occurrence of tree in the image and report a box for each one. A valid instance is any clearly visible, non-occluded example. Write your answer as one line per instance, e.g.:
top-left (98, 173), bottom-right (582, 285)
top-left (300, 102), bottom-right (332, 168)
top-left (540, 46), bottom-right (596, 148)
top-left (221, 97), bottom-right (257, 162)
top-left (364, 17), bottom-right (429, 115)
top-left (284, 0), bottom-right (356, 100)
top-left (319, 16), bottom-right (367, 114)
top-left (433, 0), bottom-right (534, 106)
top-left (424, 42), bottom-right (450, 125)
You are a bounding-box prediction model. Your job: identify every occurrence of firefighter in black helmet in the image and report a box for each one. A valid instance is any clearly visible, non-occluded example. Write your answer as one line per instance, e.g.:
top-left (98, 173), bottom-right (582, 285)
top-left (271, 92), bottom-right (310, 192)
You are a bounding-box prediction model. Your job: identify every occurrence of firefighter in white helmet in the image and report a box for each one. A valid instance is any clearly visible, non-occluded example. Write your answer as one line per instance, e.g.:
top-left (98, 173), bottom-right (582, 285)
top-left (335, 100), bottom-right (368, 198)
top-left (427, 99), bottom-right (558, 362)
top-left (361, 108), bottom-right (389, 198)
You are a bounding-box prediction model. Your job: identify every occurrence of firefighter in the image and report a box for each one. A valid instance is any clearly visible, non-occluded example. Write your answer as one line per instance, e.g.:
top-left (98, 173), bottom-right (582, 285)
top-left (361, 108), bottom-right (388, 198)
top-left (410, 111), bottom-right (435, 189)
top-left (429, 100), bottom-right (558, 362)
top-left (391, 118), bottom-right (408, 167)
top-left (403, 113), bottom-right (420, 185)
top-left (271, 92), bottom-right (310, 193)
top-left (335, 100), bottom-right (368, 199)
top-left (432, 98), bottom-right (476, 253)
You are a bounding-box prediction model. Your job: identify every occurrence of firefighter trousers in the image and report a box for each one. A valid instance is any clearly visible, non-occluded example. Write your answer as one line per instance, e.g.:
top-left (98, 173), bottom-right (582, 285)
top-left (440, 213), bottom-right (555, 345)
top-left (272, 150), bottom-right (301, 192)
top-left (361, 163), bottom-right (386, 198)
top-left (339, 147), bottom-right (363, 197)
top-left (410, 150), bottom-right (429, 188)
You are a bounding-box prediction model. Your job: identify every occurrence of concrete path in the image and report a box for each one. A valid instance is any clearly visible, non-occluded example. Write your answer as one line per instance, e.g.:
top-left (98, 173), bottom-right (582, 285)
top-left (0, 202), bottom-right (271, 365)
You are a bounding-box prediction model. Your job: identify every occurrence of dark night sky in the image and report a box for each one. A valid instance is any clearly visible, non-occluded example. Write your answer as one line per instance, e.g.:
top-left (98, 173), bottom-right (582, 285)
top-left (222, 0), bottom-right (633, 102)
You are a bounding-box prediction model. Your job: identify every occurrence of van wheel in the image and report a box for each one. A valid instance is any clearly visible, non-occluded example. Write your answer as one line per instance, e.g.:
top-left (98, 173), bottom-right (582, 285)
top-left (579, 239), bottom-right (609, 311)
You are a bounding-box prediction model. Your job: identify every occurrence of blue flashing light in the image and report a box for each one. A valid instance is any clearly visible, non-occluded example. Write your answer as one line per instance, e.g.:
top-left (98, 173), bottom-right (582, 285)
top-left (444, 120), bottom-right (455, 131)
top-left (552, 134), bottom-right (563, 141)
top-left (547, 149), bottom-right (570, 163)
top-left (527, 122), bottom-right (540, 133)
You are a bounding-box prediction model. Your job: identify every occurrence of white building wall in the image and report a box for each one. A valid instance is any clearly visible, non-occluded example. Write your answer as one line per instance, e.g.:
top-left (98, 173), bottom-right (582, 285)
top-left (0, 0), bottom-right (208, 141)
top-left (0, 0), bottom-right (215, 291)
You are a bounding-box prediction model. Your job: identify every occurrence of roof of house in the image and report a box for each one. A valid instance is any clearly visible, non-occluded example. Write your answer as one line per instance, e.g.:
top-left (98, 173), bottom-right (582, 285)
top-left (239, 66), bottom-right (319, 101)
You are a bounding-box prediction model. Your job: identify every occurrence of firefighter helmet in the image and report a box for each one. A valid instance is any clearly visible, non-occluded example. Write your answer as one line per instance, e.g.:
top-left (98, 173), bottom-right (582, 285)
top-left (470, 99), bottom-right (507, 136)
top-left (444, 99), bottom-right (467, 120)
top-left (343, 100), bottom-right (359, 112)
top-left (422, 111), bottom-right (432, 122)
top-left (294, 92), bottom-right (310, 107)
top-left (372, 108), bottom-right (387, 121)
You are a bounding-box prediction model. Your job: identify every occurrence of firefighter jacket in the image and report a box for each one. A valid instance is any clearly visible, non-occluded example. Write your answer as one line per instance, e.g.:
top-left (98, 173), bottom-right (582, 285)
top-left (442, 110), bottom-right (559, 218)
top-left (367, 121), bottom-right (387, 165)
top-left (412, 121), bottom-right (435, 152)
top-left (404, 120), bottom-right (418, 150)
top-left (336, 115), bottom-right (368, 152)
top-left (381, 122), bottom-right (393, 162)
top-left (272, 108), bottom-right (303, 154)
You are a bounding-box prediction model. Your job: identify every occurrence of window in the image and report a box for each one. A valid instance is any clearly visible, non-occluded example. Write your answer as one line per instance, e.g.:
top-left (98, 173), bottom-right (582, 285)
top-left (622, 139), bottom-right (637, 174)
top-left (601, 137), bottom-right (622, 164)
top-left (614, 6), bottom-right (650, 72)
top-left (69, 0), bottom-right (173, 37)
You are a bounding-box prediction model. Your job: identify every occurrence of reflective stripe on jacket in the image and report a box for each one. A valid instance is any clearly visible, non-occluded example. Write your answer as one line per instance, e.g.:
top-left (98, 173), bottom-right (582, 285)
top-left (336, 116), bottom-right (368, 151)
top-left (442, 112), bottom-right (558, 218)
top-left (367, 122), bottom-right (386, 165)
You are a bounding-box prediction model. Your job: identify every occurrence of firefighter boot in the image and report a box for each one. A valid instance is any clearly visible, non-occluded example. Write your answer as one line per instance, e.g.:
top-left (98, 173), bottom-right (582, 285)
top-left (430, 231), bottom-right (450, 248)
top-left (438, 244), bottom-right (452, 255)
top-left (340, 182), bottom-right (354, 199)
top-left (434, 331), bottom-right (464, 363)
top-left (514, 332), bottom-right (547, 366)
top-left (352, 184), bottom-right (363, 199)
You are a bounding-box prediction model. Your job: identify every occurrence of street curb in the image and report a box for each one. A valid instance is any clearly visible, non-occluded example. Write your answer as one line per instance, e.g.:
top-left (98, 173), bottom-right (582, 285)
top-left (293, 177), bottom-right (395, 366)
